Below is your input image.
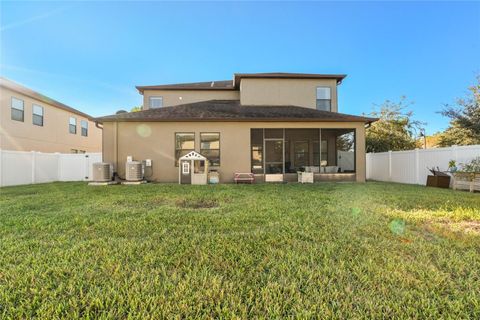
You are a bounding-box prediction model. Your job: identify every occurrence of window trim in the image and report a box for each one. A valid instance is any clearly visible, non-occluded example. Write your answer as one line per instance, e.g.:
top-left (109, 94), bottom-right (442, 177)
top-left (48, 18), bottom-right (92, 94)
top-left (149, 96), bottom-right (163, 109)
top-left (200, 132), bottom-right (221, 166)
top-left (174, 132), bottom-right (195, 166)
top-left (316, 87), bottom-right (332, 112)
top-left (11, 97), bottom-right (25, 122)
top-left (32, 104), bottom-right (44, 126)
top-left (69, 117), bottom-right (77, 134)
top-left (81, 120), bottom-right (88, 137)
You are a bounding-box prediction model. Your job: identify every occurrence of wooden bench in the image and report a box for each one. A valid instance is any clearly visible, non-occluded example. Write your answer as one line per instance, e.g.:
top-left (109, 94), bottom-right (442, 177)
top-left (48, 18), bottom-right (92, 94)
top-left (234, 173), bottom-right (255, 184)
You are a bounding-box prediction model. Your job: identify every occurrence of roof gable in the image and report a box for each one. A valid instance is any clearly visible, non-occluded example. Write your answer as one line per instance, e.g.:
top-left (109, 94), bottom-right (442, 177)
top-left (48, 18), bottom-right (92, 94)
top-left (179, 151), bottom-right (207, 160)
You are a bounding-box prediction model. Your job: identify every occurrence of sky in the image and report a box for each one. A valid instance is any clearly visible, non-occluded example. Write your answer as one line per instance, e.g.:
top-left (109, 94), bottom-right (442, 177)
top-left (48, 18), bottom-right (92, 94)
top-left (1, 1), bottom-right (479, 134)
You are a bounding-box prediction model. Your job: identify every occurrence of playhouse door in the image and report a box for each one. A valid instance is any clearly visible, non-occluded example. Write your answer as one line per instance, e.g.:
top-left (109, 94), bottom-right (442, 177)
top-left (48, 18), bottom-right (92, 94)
top-left (180, 160), bottom-right (191, 184)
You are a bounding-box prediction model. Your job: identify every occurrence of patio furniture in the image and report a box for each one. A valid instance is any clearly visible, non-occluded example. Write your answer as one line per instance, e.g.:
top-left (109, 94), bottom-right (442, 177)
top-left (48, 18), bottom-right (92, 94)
top-left (234, 173), bottom-right (255, 184)
top-left (297, 171), bottom-right (314, 183)
top-left (304, 166), bottom-right (320, 173)
top-left (324, 166), bottom-right (339, 173)
top-left (265, 174), bottom-right (284, 183)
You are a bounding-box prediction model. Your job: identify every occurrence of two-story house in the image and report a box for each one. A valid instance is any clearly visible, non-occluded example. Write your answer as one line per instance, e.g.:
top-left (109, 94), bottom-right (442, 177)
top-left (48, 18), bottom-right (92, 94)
top-left (0, 77), bottom-right (102, 153)
top-left (96, 73), bottom-right (376, 183)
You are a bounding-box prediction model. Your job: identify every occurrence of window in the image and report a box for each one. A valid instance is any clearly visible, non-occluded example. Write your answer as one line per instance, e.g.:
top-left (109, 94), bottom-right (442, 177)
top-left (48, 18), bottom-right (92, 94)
top-left (81, 120), bottom-right (88, 136)
top-left (194, 160), bottom-right (205, 174)
top-left (316, 87), bottom-right (331, 111)
top-left (69, 117), bottom-right (77, 134)
top-left (175, 133), bottom-right (195, 165)
top-left (11, 97), bottom-right (24, 122)
top-left (149, 96), bottom-right (163, 109)
top-left (251, 129), bottom-right (263, 174)
top-left (32, 105), bottom-right (44, 126)
top-left (200, 133), bottom-right (220, 166)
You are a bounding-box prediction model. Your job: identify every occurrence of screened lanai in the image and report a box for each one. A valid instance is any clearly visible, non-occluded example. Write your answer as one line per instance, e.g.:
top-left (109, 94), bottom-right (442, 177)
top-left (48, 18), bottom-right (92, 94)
top-left (250, 128), bottom-right (356, 181)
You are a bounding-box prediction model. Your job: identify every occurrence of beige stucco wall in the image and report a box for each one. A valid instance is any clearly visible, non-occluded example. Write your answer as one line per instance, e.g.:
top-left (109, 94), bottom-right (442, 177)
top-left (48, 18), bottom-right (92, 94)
top-left (142, 90), bottom-right (239, 109)
top-left (102, 121), bottom-right (366, 183)
top-left (0, 87), bottom-right (102, 153)
top-left (240, 78), bottom-right (338, 111)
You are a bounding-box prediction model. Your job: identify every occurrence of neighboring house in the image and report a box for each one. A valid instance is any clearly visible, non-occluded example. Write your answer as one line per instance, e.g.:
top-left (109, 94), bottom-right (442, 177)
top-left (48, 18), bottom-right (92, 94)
top-left (96, 73), bottom-right (376, 183)
top-left (0, 77), bottom-right (102, 153)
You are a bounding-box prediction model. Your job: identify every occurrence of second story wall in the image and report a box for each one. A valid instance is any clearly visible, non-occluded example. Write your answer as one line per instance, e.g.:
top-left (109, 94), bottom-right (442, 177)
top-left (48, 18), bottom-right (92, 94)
top-left (239, 78), bottom-right (338, 112)
top-left (143, 90), bottom-right (239, 110)
top-left (0, 87), bottom-right (102, 153)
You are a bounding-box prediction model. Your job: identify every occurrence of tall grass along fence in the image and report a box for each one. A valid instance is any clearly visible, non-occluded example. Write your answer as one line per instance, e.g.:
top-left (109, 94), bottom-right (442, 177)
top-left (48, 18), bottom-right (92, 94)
top-left (366, 145), bottom-right (480, 185)
top-left (0, 150), bottom-right (102, 187)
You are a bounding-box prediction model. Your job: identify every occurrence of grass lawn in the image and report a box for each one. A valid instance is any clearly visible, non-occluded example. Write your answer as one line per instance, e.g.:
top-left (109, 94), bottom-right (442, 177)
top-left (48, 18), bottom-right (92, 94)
top-left (0, 182), bottom-right (479, 318)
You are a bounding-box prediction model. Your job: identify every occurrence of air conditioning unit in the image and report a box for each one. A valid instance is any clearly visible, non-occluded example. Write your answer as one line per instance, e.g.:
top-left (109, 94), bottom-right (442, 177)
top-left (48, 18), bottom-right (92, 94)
top-left (126, 161), bottom-right (143, 181)
top-left (92, 162), bottom-right (111, 182)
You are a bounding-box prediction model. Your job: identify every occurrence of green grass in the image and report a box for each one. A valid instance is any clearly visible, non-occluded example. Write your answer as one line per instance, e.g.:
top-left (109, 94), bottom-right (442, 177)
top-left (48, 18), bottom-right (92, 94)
top-left (0, 182), bottom-right (479, 319)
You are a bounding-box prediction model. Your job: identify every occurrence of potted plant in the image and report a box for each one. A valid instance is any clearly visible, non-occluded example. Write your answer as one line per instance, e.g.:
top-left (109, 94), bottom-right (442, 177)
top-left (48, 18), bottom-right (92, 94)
top-left (448, 160), bottom-right (457, 173)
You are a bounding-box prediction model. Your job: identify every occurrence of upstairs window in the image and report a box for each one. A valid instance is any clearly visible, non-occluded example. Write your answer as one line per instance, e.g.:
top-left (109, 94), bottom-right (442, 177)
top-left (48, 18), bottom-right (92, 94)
top-left (11, 97), bottom-right (24, 122)
top-left (316, 87), bottom-right (331, 111)
top-left (149, 96), bottom-right (163, 109)
top-left (32, 105), bottom-right (44, 126)
top-left (69, 117), bottom-right (77, 134)
top-left (200, 132), bottom-right (220, 166)
top-left (81, 120), bottom-right (88, 136)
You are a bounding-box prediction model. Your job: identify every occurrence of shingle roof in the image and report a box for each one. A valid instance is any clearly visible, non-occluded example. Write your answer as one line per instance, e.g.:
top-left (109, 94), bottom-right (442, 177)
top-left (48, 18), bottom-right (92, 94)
top-left (136, 80), bottom-right (234, 93)
top-left (0, 77), bottom-right (95, 120)
top-left (96, 100), bottom-right (377, 124)
top-left (136, 72), bottom-right (347, 93)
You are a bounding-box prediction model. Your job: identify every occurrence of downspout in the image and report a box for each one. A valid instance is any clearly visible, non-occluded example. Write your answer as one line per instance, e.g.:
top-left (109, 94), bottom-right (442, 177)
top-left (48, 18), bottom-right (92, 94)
top-left (115, 121), bottom-right (119, 179)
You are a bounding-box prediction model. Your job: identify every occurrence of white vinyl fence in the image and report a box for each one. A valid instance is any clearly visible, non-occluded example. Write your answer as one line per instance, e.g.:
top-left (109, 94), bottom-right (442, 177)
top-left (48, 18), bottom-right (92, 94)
top-left (366, 145), bottom-right (480, 185)
top-left (0, 150), bottom-right (102, 187)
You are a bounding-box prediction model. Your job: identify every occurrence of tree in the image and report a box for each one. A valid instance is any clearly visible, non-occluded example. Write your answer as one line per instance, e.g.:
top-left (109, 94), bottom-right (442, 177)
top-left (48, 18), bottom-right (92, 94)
top-left (365, 97), bottom-right (425, 153)
top-left (438, 76), bottom-right (480, 147)
top-left (130, 106), bottom-right (142, 112)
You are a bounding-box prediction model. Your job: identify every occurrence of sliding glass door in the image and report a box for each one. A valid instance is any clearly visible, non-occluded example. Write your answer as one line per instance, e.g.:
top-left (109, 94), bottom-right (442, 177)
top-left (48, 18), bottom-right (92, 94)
top-left (264, 139), bottom-right (283, 174)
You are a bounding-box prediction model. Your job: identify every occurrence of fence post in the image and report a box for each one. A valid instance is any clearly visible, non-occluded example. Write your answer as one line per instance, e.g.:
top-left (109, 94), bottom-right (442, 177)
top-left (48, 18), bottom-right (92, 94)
top-left (415, 148), bottom-right (420, 185)
top-left (31, 151), bottom-right (36, 184)
top-left (0, 149), bottom-right (3, 187)
top-left (452, 145), bottom-right (458, 164)
top-left (56, 152), bottom-right (61, 181)
top-left (85, 154), bottom-right (90, 181)
top-left (388, 151), bottom-right (392, 181)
